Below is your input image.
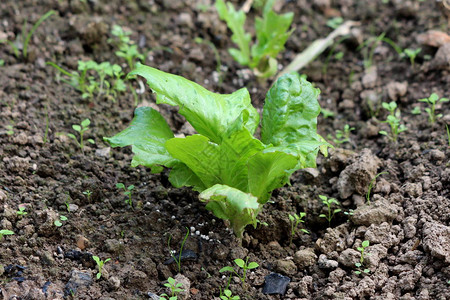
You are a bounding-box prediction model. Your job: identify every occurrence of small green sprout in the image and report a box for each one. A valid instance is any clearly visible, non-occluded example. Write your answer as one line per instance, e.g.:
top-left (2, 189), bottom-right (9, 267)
top-left (109, 25), bottom-right (144, 70)
top-left (411, 106), bottom-right (421, 115)
top-left (403, 48), bottom-right (421, 67)
top-left (319, 195), bottom-right (341, 226)
top-left (355, 240), bottom-right (371, 275)
top-left (0, 10), bottom-right (56, 60)
top-left (17, 205), bottom-right (28, 216)
top-left (116, 183), bottom-right (135, 207)
top-left (220, 289), bottom-right (240, 300)
top-left (321, 109), bottom-right (335, 119)
top-left (5, 125), bottom-right (14, 136)
top-left (160, 277), bottom-right (184, 300)
top-left (446, 124), bottom-right (450, 147)
top-left (288, 212), bottom-right (308, 246)
top-left (379, 101), bottom-right (407, 142)
top-left (167, 227), bottom-right (190, 273)
top-left (326, 17), bottom-right (344, 29)
top-left (0, 229), bottom-right (15, 240)
top-left (366, 171), bottom-right (388, 205)
top-left (54, 215), bottom-right (68, 227)
top-left (418, 93), bottom-right (449, 124)
top-left (92, 256), bottom-right (111, 279)
top-left (344, 209), bottom-right (354, 217)
top-left (219, 257), bottom-right (259, 288)
top-left (67, 119), bottom-right (95, 151)
top-left (82, 190), bottom-right (93, 202)
top-left (328, 124), bottom-right (355, 145)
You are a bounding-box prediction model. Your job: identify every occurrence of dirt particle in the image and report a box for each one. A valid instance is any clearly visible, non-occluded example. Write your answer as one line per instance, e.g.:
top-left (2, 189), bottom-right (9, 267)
top-left (76, 235), bottom-right (90, 250)
top-left (293, 248), bottom-right (317, 269)
top-left (423, 221), bottom-right (450, 263)
top-left (273, 259), bottom-right (297, 276)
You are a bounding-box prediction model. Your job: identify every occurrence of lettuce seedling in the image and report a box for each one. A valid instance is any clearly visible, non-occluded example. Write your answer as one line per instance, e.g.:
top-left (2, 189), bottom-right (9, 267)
top-left (216, 0), bottom-right (294, 78)
top-left (379, 101), bottom-right (407, 142)
top-left (418, 93), bottom-right (449, 124)
top-left (105, 63), bottom-right (328, 238)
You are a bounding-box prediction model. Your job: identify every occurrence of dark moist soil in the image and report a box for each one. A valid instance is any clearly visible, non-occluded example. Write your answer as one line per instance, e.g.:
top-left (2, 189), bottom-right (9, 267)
top-left (1, 0), bottom-right (449, 299)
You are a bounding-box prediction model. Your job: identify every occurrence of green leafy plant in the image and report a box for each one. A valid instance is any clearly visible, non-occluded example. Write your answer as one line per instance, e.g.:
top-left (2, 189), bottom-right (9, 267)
top-left (82, 190), bottom-right (93, 202)
top-left (54, 215), bottom-right (68, 227)
top-left (5, 125), bottom-right (14, 136)
top-left (328, 124), bottom-right (355, 145)
top-left (116, 183), bottom-right (135, 207)
top-left (321, 109), bottom-right (335, 119)
top-left (366, 171), bottom-right (388, 205)
top-left (92, 256), bottom-right (111, 279)
top-left (167, 227), bottom-right (190, 273)
top-left (0, 10), bottom-right (56, 60)
top-left (0, 229), bottom-right (14, 240)
top-left (418, 93), bottom-right (449, 124)
top-left (220, 258), bottom-right (259, 288)
top-left (16, 205), bottom-right (28, 217)
top-left (319, 195), bottom-right (341, 226)
top-left (109, 25), bottom-right (144, 70)
top-left (67, 119), bottom-right (95, 151)
top-left (220, 289), bottom-right (240, 300)
top-left (379, 101), bottom-right (407, 142)
top-left (411, 106), bottom-right (421, 115)
top-left (355, 240), bottom-right (370, 275)
top-left (288, 212), bottom-right (308, 246)
top-left (403, 48), bottom-right (421, 67)
top-left (160, 277), bottom-right (184, 300)
top-left (215, 0), bottom-right (294, 78)
top-left (104, 64), bottom-right (328, 238)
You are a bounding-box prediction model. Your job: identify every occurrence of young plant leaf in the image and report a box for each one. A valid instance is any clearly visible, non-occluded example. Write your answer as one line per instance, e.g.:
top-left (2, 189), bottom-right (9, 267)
top-left (261, 73), bottom-right (325, 168)
top-left (129, 64), bottom-right (259, 144)
top-left (199, 184), bottom-right (259, 238)
top-left (104, 107), bottom-right (177, 172)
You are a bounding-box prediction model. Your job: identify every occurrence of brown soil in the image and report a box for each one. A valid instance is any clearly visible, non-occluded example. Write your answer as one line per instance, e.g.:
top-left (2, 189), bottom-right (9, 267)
top-left (1, 0), bottom-right (449, 299)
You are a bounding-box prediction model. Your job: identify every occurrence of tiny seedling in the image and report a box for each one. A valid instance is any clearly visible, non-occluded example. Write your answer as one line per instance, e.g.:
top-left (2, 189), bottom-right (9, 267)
top-left (116, 183), bottom-right (135, 207)
top-left (446, 124), bottom-right (450, 147)
top-left (319, 195), bottom-right (341, 226)
top-left (355, 240), bottom-right (371, 275)
top-left (5, 125), bottom-right (14, 136)
top-left (326, 17), bottom-right (344, 29)
top-left (328, 124), bottom-right (355, 145)
top-left (411, 107), bottom-right (421, 115)
top-left (16, 205), bottom-right (28, 216)
top-left (54, 215), bottom-right (68, 227)
top-left (160, 277), bottom-right (184, 300)
top-left (220, 289), bottom-right (240, 300)
top-left (366, 171), bottom-right (388, 205)
top-left (167, 227), bottom-right (190, 273)
top-left (67, 119), bottom-right (95, 151)
top-left (0, 10), bottom-right (56, 60)
top-left (344, 209), bottom-right (354, 217)
top-left (92, 256), bottom-right (111, 279)
top-left (403, 48), bottom-right (421, 67)
top-left (0, 229), bottom-right (14, 240)
top-left (82, 190), bottom-right (93, 202)
top-left (220, 257), bottom-right (259, 288)
top-left (288, 212), bottom-right (308, 246)
top-left (418, 93), bottom-right (449, 124)
top-left (321, 109), bottom-right (335, 119)
top-left (109, 25), bottom-right (144, 70)
top-left (215, 0), bottom-right (294, 78)
top-left (379, 101), bottom-right (407, 142)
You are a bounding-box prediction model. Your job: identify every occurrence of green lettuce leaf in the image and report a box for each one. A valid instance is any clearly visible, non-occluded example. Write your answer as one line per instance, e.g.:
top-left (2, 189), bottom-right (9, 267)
top-left (103, 107), bottom-right (177, 172)
top-left (215, 0), bottom-right (251, 66)
top-left (199, 184), bottom-right (260, 238)
top-left (261, 73), bottom-right (324, 168)
top-left (165, 129), bottom-right (264, 192)
top-left (248, 150), bottom-right (298, 203)
top-left (129, 64), bottom-right (259, 143)
top-left (251, 9), bottom-right (294, 70)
